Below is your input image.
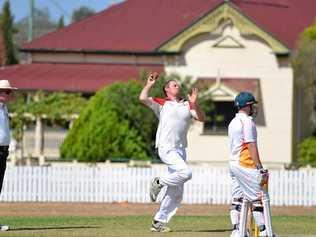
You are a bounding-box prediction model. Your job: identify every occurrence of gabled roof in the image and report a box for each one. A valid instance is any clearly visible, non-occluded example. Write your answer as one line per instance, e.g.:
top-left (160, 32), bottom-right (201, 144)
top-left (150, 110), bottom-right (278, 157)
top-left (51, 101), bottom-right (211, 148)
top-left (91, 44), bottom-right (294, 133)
top-left (21, 0), bottom-right (316, 53)
top-left (237, 0), bottom-right (316, 50)
top-left (0, 63), bottom-right (164, 92)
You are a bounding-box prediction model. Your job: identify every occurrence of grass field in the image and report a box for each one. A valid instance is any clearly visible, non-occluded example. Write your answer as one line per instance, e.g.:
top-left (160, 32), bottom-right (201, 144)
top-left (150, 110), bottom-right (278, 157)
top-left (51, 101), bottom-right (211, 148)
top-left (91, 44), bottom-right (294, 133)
top-left (1, 215), bottom-right (316, 237)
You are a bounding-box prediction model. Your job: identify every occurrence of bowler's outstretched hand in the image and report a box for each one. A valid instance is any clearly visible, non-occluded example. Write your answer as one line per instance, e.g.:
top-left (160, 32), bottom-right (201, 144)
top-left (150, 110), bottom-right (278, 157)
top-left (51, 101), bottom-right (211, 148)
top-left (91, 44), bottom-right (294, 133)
top-left (188, 88), bottom-right (199, 105)
top-left (187, 88), bottom-right (205, 122)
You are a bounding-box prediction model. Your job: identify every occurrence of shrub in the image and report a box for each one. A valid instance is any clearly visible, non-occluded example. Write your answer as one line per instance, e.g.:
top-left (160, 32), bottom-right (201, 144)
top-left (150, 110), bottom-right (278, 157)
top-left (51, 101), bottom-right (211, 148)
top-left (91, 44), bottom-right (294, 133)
top-left (299, 136), bottom-right (316, 167)
top-left (60, 80), bottom-right (158, 162)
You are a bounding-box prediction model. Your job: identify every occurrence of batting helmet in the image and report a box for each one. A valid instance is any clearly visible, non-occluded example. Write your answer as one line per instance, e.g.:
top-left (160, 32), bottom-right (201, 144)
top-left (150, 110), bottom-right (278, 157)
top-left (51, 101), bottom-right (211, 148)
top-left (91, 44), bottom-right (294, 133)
top-left (234, 91), bottom-right (257, 109)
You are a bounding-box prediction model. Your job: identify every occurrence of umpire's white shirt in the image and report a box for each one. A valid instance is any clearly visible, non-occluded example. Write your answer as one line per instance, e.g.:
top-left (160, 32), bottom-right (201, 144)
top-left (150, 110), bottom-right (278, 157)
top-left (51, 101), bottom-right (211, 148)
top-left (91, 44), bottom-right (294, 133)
top-left (144, 97), bottom-right (197, 148)
top-left (0, 103), bottom-right (10, 146)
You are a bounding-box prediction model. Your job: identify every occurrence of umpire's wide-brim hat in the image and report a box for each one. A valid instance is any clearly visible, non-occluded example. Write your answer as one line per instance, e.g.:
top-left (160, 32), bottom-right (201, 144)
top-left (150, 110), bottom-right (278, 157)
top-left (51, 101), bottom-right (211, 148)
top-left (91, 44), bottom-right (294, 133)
top-left (0, 80), bottom-right (18, 90)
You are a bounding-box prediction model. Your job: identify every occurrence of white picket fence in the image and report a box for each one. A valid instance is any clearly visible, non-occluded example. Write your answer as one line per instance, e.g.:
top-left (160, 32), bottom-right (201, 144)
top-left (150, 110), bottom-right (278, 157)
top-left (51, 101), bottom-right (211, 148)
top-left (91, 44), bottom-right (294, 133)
top-left (1, 166), bottom-right (315, 206)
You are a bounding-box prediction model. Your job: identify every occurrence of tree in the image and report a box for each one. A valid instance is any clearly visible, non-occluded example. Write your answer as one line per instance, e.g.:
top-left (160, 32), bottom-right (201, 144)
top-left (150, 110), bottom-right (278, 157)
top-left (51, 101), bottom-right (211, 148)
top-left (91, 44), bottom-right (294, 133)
top-left (293, 22), bottom-right (316, 92)
top-left (292, 22), bottom-right (316, 130)
top-left (60, 80), bottom-right (152, 162)
top-left (7, 91), bottom-right (87, 144)
top-left (7, 93), bottom-right (30, 144)
top-left (26, 91), bottom-right (87, 124)
top-left (292, 22), bottom-right (316, 166)
top-left (57, 16), bottom-right (64, 29)
top-left (1, 0), bottom-right (18, 65)
top-left (14, 7), bottom-right (57, 46)
top-left (71, 6), bottom-right (95, 23)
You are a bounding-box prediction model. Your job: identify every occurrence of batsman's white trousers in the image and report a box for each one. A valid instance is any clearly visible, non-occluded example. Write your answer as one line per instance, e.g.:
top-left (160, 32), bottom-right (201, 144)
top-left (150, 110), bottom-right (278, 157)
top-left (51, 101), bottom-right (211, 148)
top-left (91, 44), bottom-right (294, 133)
top-left (230, 169), bottom-right (243, 201)
top-left (229, 163), bottom-right (269, 202)
top-left (154, 146), bottom-right (192, 223)
top-left (229, 165), bottom-right (266, 227)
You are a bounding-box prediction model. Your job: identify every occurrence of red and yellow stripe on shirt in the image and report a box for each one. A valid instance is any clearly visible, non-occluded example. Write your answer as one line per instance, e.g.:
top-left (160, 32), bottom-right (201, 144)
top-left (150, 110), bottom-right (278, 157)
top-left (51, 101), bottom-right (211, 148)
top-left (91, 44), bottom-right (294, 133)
top-left (239, 143), bottom-right (256, 169)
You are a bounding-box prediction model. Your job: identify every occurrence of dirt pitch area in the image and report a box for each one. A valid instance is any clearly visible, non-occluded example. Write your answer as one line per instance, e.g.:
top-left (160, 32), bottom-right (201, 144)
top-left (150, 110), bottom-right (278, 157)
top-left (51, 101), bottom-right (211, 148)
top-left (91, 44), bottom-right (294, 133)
top-left (0, 202), bottom-right (315, 217)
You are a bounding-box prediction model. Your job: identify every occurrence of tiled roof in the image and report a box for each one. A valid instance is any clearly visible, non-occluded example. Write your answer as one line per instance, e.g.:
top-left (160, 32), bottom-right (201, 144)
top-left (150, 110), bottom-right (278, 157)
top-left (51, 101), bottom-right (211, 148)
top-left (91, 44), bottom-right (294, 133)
top-left (21, 0), bottom-right (316, 52)
top-left (0, 63), bottom-right (164, 92)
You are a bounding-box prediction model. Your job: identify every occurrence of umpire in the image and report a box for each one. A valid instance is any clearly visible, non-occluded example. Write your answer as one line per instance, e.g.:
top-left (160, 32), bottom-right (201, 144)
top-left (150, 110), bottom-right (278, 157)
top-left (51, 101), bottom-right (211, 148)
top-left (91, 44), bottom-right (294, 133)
top-left (0, 80), bottom-right (17, 231)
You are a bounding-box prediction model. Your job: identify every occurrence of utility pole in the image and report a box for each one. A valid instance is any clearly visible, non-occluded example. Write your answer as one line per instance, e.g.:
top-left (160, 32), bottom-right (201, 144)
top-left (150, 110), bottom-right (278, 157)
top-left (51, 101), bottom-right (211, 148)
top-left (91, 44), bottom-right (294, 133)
top-left (28, 0), bottom-right (34, 42)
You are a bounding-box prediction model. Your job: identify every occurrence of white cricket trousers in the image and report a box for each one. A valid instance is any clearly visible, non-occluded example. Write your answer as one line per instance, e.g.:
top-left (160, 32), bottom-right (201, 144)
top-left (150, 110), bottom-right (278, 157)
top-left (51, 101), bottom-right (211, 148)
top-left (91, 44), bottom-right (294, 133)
top-left (229, 163), bottom-right (270, 227)
top-left (229, 163), bottom-right (269, 202)
top-left (154, 146), bottom-right (192, 223)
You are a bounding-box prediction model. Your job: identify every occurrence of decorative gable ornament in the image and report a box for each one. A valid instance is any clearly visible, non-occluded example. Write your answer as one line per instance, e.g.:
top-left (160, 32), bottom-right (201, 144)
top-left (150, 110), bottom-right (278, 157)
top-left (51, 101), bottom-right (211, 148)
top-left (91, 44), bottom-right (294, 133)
top-left (213, 35), bottom-right (244, 48)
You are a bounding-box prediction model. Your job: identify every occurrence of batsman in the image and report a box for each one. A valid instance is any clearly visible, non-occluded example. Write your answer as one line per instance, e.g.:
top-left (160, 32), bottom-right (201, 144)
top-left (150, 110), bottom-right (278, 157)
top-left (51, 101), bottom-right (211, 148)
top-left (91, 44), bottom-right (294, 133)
top-left (139, 72), bottom-right (205, 232)
top-left (228, 91), bottom-right (275, 237)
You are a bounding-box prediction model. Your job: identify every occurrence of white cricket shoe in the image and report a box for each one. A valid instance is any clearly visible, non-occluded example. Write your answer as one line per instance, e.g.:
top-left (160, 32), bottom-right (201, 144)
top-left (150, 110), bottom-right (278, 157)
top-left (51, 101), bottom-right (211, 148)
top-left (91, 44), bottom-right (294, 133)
top-left (0, 224), bottom-right (9, 231)
top-left (150, 220), bottom-right (171, 232)
top-left (230, 229), bottom-right (239, 237)
top-left (149, 177), bottom-right (163, 202)
top-left (259, 230), bottom-right (276, 237)
top-left (231, 229), bottom-right (250, 237)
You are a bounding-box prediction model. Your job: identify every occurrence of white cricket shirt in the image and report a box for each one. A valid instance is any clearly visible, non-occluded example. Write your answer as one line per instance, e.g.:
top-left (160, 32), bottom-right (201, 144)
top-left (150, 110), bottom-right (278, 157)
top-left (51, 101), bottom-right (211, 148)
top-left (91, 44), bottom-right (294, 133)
top-left (228, 112), bottom-right (257, 169)
top-left (144, 97), bottom-right (197, 148)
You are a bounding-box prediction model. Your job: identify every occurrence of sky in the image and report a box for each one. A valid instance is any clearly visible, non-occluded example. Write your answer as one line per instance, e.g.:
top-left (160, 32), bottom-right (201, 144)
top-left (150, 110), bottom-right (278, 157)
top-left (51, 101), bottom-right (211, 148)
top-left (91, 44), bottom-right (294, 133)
top-left (0, 0), bottom-right (122, 24)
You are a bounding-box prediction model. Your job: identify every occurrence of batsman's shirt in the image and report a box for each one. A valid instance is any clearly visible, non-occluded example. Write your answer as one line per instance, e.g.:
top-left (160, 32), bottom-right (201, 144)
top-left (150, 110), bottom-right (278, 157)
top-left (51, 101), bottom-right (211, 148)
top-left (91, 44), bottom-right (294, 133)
top-left (228, 112), bottom-right (257, 169)
top-left (144, 97), bottom-right (197, 148)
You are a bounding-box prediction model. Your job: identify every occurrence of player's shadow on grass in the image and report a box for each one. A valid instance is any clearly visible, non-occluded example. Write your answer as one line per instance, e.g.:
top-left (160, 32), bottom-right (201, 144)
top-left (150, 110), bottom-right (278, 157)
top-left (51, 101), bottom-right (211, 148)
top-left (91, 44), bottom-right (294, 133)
top-left (174, 228), bottom-right (232, 233)
top-left (12, 226), bottom-right (99, 231)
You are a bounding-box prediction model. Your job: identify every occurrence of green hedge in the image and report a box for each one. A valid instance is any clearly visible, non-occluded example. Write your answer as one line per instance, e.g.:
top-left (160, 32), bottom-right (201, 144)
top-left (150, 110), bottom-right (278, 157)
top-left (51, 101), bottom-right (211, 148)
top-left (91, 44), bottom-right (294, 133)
top-left (60, 80), bottom-right (160, 162)
top-left (299, 136), bottom-right (316, 167)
